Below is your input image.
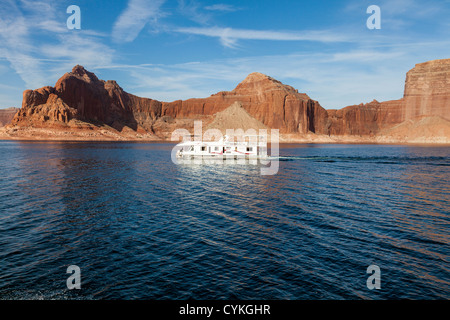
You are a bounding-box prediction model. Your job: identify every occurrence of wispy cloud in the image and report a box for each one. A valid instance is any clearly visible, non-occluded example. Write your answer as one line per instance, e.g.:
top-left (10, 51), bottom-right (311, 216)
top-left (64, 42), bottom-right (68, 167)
top-left (0, 0), bottom-right (114, 91)
top-left (329, 50), bottom-right (405, 62)
top-left (204, 4), bottom-right (241, 12)
top-left (175, 26), bottom-right (353, 48)
top-left (40, 34), bottom-right (114, 75)
top-left (344, 0), bottom-right (446, 30)
top-left (177, 0), bottom-right (212, 25)
top-left (380, 0), bottom-right (440, 17)
top-left (112, 0), bottom-right (166, 43)
top-left (0, 0), bottom-right (47, 88)
top-left (176, 1), bottom-right (240, 25)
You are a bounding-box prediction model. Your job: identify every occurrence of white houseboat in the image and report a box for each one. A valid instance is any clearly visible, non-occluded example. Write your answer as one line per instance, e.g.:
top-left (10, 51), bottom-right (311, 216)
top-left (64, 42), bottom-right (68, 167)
top-left (175, 134), bottom-right (268, 159)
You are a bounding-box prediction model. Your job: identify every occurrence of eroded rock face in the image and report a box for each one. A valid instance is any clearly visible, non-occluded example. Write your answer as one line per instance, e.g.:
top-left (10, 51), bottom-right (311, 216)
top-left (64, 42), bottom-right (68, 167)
top-left (403, 59), bottom-right (450, 121)
top-left (12, 65), bottom-right (162, 132)
top-left (160, 72), bottom-right (328, 134)
top-left (326, 99), bottom-right (405, 136)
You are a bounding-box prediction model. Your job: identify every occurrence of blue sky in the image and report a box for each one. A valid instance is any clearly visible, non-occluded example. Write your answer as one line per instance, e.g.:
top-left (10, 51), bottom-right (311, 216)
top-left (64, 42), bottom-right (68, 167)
top-left (0, 0), bottom-right (449, 109)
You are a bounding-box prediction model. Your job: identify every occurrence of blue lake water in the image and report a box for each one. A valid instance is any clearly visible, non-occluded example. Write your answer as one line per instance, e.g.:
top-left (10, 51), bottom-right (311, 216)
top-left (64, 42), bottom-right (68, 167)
top-left (0, 141), bottom-right (448, 299)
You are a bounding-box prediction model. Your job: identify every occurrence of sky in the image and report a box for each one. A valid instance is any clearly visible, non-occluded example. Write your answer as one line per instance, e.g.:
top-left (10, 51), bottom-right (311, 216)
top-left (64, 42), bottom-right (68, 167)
top-left (0, 0), bottom-right (449, 109)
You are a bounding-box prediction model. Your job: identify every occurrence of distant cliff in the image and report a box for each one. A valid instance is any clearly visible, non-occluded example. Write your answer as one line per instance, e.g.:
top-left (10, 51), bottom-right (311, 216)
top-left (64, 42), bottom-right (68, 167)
top-left (0, 108), bottom-right (19, 127)
top-left (4, 59), bottom-right (450, 143)
top-left (324, 59), bottom-right (450, 141)
top-left (403, 59), bottom-right (450, 121)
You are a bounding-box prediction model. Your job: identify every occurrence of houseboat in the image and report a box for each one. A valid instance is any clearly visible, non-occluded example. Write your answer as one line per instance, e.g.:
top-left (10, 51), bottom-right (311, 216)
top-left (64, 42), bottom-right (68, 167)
top-left (175, 134), bottom-right (268, 159)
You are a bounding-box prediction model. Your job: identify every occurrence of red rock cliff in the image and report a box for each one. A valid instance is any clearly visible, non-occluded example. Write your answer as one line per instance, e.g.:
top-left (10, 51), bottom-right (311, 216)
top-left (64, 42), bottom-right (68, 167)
top-left (9, 59), bottom-right (450, 140)
top-left (161, 72), bottom-right (328, 134)
top-left (11, 67), bottom-right (329, 136)
top-left (403, 59), bottom-right (450, 121)
top-left (12, 65), bottom-right (163, 132)
top-left (326, 99), bottom-right (404, 136)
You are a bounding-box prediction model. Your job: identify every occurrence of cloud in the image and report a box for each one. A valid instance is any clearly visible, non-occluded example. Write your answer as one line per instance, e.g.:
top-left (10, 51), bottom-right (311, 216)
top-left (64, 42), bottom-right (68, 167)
top-left (204, 4), bottom-right (240, 12)
top-left (380, 0), bottom-right (440, 17)
top-left (112, 0), bottom-right (166, 43)
top-left (344, 0), bottom-right (447, 28)
top-left (0, 0), bottom-right (114, 91)
top-left (0, 0), bottom-right (45, 88)
top-left (177, 0), bottom-right (212, 25)
top-left (176, 1), bottom-right (239, 25)
top-left (40, 34), bottom-right (114, 74)
top-left (329, 50), bottom-right (405, 62)
top-left (175, 26), bottom-right (353, 48)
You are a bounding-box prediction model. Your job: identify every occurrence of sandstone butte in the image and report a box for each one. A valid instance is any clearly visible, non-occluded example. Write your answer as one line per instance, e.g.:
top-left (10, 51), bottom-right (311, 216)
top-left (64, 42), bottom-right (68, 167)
top-left (1, 58), bottom-right (449, 143)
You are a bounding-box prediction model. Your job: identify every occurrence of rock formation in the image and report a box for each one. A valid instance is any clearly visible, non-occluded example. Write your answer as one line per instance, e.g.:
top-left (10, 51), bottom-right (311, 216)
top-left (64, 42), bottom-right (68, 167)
top-left (326, 99), bottom-right (405, 136)
top-left (9, 66), bottom-right (329, 139)
top-left (158, 72), bottom-right (328, 135)
top-left (13, 66), bottom-right (159, 132)
top-left (0, 108), bottom-right (18, 127)
top-left (4, 59), bottom-right (450, 143)
top-left (403, 59), bottom-right (450, 121)
top-left (324, 58), bottom-right (450, 140)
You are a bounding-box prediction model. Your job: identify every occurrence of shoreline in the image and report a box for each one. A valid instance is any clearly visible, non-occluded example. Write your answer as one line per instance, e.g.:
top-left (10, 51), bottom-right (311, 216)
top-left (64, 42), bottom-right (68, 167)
top-left (1, 137), bottom-right (449, 146)
top-left (1, 126), bottom-right (449, 146)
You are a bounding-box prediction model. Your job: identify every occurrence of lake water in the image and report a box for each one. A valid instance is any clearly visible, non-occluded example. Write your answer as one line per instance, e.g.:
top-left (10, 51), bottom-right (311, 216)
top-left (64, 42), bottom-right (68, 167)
top-left (0, 141), bottom-right (448, 299)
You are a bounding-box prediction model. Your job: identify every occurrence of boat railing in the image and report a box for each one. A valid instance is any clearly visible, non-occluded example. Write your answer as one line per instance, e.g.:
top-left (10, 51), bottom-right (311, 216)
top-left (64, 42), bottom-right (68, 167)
top-left (179, 134), bottom-right (267, 147)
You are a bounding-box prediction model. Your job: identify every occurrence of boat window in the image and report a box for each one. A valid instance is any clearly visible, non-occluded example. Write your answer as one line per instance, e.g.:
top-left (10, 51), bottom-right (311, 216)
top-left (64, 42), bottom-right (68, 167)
top-left (189, 146), bottom-right (194, 151)
top-left (201, 146), bottom-right (206, 151)
top-left (247, 147), bottom-right (253, 152)
top-left (215, 147), bottom-right (219, 151)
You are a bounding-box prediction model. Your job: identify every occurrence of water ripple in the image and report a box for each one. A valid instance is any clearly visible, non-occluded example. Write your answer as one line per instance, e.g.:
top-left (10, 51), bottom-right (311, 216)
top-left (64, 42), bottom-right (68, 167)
top-left (0, 141), bottom-right (448, 299)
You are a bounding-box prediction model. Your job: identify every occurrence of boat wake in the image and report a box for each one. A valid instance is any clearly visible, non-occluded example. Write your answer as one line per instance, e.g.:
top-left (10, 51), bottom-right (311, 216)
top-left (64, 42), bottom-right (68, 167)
top-left (271, 155), bottom-right (449, 166)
